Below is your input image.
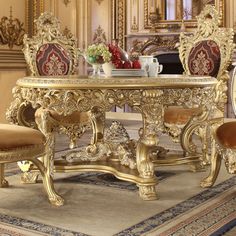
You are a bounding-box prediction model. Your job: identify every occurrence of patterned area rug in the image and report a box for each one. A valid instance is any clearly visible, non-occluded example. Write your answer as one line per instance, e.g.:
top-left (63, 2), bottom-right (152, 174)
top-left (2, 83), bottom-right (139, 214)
top-left (0, 166), bottom-right (235, 236)
top-left (1, 120), bottom-right (236, 236)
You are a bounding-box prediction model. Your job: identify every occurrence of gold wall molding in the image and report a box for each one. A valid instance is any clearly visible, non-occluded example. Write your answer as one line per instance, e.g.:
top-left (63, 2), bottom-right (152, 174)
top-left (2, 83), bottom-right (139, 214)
top-left (112, 0), bottom-right (126, 48)
top-left (25, 0), bottom-right (44, 37)
top-left (0, 7), bottom-right (25, 49)
top-left (130, 0), bottom-right (139, 32)
top-left (63, 0), bottom-right (71, 6)
top-left (0, 49), bottom-right (26, 70)
top-left (93, 25), bottom-right (107, 44)
top-left (143, 0), bottom-right (225, 30)
top-left (63, 26), bottom-right (73, 39)
top-left (95, 0), bottom-right (104, 5)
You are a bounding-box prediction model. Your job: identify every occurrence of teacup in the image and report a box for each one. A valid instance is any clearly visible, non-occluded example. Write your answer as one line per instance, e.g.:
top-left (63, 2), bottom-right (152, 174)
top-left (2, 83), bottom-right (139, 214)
top-left (148, 61), bottom-right (163, 77)
top-left (139, 56), bottom-right (158, 76)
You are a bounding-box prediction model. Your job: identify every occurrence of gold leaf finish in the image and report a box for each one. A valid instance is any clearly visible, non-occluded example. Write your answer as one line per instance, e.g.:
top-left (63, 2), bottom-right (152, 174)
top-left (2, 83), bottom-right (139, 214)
top-left (9, 75), bottom-right (217, 200)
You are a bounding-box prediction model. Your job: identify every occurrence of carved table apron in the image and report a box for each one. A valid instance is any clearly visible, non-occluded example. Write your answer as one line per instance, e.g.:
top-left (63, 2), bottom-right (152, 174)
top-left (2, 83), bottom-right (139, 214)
top-left (12, 75), bottom-right (217, 200)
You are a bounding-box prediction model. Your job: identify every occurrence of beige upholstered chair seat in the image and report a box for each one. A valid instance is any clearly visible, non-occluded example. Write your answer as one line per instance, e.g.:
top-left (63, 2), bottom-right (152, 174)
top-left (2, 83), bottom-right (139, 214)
top-left (215, 122), bottom-right (236, 149)
top-left (0, 124), bottom-right (63, 206)
top-left (35, 108), bottom-right (89, 124)
top-left (164, 106), bottom-right (201, 125)
top-left (0, 124), bottom-right (44, 150)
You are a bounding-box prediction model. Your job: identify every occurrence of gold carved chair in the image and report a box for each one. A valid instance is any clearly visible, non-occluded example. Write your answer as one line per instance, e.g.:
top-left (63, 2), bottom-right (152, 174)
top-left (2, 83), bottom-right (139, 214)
top-left (200, 121), bottom-right (236, 187)
top-left (163, 5), bottom-right (234, 167)
top-left (7, 12), bottom-right (90, 149)
top-left (0, 124), bottom-right (63, 206)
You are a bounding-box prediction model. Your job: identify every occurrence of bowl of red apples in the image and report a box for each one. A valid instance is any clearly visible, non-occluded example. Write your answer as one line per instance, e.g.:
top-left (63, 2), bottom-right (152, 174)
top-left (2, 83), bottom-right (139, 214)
top-left (108, 42), bottom-right (141, 69)
top-left (102, 40), bottom-right (142, 77)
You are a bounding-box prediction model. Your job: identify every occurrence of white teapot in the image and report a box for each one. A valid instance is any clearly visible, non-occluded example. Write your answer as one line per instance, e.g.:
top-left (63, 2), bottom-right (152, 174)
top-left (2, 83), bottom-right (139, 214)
top-left (139, 56), bottom-right (163, 77)
top-left (148, 60), bottom-right (163, 77)
top-left (139, 55), bottom-right (156, 70)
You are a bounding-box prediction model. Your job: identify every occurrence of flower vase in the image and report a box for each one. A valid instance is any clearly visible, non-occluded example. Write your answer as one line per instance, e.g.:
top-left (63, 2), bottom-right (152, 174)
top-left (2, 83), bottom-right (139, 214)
top-left (102, 62), bottom-right (114, 77)
top-left (91, 64), bottom-right (102, 78)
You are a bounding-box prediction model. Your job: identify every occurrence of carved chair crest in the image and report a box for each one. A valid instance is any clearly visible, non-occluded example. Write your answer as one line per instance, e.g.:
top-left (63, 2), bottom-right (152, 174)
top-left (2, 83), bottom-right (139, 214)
top-left (23, 12), bottom-right (78, 76)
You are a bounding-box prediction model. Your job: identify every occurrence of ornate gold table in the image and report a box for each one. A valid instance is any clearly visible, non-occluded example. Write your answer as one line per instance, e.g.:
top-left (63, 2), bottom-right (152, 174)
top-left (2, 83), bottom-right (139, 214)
top-left (9, 75), bottom-right (217, 200)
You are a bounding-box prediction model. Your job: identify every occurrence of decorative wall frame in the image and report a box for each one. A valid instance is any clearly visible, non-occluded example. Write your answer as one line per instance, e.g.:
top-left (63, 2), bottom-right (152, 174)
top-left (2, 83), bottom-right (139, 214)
top-left (144, 0), bottom-right (225, 30)
top-left (111, 0), bottom-right (126, 48)
top-left (25, 0), bottom-right (44, 37)
top-left (0, 7), bottom-right (25, 49)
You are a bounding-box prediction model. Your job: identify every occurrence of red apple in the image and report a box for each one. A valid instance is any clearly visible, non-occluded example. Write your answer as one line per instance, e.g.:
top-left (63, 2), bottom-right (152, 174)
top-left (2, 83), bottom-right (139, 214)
top-left (132, 60), bottom-right (141, 69)
top-left (123, 60), bottom-right (132, 69)
top-left (113, 60), bottom-right (123, 69)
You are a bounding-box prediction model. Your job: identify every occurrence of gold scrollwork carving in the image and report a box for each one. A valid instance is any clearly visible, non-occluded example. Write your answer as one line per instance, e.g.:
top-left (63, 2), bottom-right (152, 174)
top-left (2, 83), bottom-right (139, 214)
top-left (95, 0), bottom-right (104, 5)
top-left (93, 25), bottom-right (107, 44)
top-left (0, 7), bottom-right (25, 49)
top-left (63, 0), bottom-right (71, 6)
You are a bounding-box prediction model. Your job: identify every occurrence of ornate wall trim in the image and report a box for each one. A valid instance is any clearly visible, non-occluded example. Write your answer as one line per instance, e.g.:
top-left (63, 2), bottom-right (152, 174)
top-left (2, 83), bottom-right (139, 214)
top-left (143, 0), bottom-right (225, 30)
top-left (25, 0), bottom-right (44, 37)
top-left (95, 0), bottom-right (104, 5)
top-left (0, 7), bottom-right (25, 49)
top-left (93, 25), bottom-right (107, 44)
top-left (0, 49), bottom-right (26, 70)
top-left (112, 0), bottom-right (126, 48)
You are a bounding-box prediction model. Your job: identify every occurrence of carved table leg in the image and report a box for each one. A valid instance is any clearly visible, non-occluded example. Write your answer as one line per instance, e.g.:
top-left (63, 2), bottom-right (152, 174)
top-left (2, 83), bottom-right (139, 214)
top-left (65, 106), bottom-right (111, 162)
top-left (136, 134), bottom-right (159, 200)
top-left (135, 90), bottom-right (164, 200)
top-left (0, 164), bottom-right (9, 187)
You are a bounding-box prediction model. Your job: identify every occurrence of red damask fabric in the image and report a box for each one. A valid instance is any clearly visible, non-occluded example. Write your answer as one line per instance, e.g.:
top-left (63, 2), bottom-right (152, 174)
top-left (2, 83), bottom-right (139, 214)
top-left (36, 43), bottom-right (70, 76)
top-left (188, 40), bottom-right (221, 77)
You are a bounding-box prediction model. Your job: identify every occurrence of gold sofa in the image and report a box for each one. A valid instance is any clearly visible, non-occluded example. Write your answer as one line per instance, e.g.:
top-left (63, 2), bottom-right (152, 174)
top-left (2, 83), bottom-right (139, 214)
top-left (0, 124), bottom-right (63, 206)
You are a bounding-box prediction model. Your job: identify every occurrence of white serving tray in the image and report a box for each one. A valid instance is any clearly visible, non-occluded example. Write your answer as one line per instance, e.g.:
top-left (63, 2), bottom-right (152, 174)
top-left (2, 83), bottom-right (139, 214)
top-left (111, 69), bottom-right (146, 77)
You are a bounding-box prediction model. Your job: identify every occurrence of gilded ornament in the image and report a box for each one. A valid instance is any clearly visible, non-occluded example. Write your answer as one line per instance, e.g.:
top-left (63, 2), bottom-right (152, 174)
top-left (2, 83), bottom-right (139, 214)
top-left (0, 7), bottom-right (25, 49)
top-left (9, 75), bottom-right (217, 200)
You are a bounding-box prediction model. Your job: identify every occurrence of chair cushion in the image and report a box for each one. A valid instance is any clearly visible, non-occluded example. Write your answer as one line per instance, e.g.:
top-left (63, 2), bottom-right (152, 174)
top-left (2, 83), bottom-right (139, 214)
top-left (36, 43), bottom-right (70, 76)
top-left (216, 122), bottom-right (236, 149)
top-left (188, 40), bottom-right (221, 77)
top-left (0, 124), bottom-right (45, 150)
top-left (164, 106), bottom-right (201, 125)
top-left (35, 108), bottom-right (89, 124)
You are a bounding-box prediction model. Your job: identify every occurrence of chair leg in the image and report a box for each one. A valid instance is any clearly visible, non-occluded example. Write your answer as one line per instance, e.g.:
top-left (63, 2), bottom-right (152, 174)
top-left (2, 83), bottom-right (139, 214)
top-left (31, 158), bottom-right (64, 206)
top-left (0, 164), bottom-right (9, 187)
top-left (200, 145), bottom-right (221, 188)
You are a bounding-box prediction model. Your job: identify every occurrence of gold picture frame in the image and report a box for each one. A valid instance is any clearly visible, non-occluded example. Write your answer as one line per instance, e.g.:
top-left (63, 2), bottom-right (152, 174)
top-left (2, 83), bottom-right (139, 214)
top-left (144, 0), bottom-right (225, 29)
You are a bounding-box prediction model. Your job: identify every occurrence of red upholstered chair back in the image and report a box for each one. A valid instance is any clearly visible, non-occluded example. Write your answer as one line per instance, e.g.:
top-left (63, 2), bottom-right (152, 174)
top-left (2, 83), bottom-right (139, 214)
top-left (23, 12), bottom-right (78, 76)
top-left (178, 5), bottom-right (234, 114)
top-left (17, 12), bottom-right (79, 129)
top-left (188, 40), bottom-right (221, 77)
top-left (179, 5), bottom-right (234, 82)
top-left (36, 43), bottom-right (70, 76)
